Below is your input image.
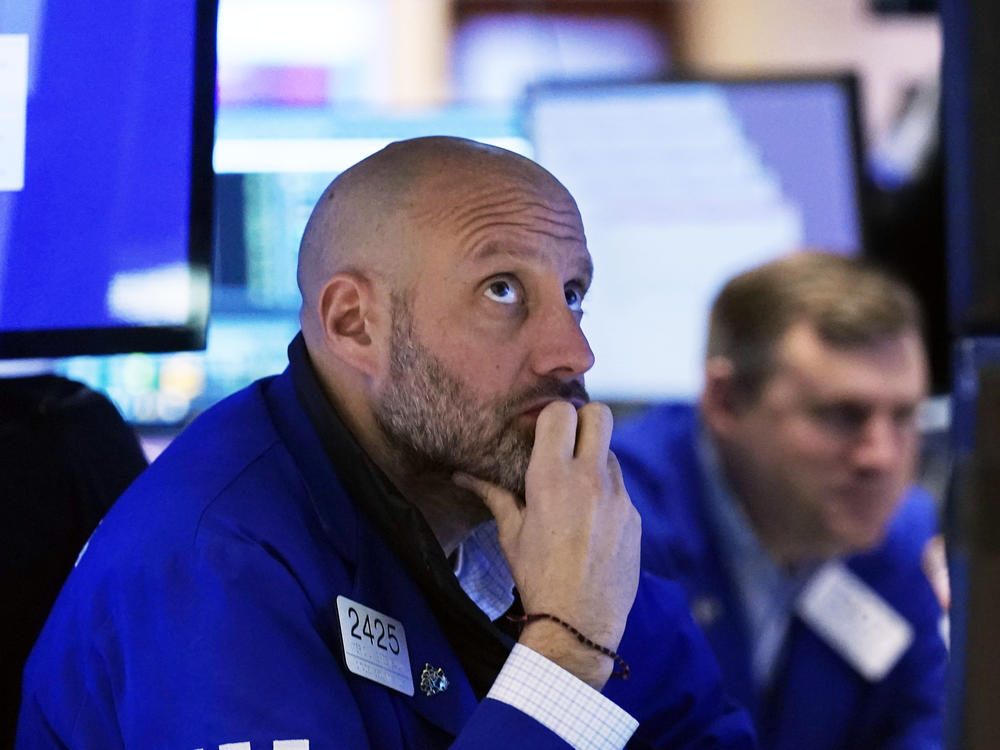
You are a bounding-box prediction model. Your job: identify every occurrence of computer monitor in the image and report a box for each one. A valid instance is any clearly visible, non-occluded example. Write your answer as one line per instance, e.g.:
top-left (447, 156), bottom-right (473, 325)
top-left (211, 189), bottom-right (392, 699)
top-left (0, 0), bottom-right (217, 358)
top-left (525, 74), bottom-right (865, 402)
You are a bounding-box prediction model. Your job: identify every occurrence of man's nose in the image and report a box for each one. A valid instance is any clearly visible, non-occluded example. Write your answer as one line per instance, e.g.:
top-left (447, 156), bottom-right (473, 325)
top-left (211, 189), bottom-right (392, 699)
top-left (528, 304), bottom-right (595, 379)
top-left (853, 415), bottom-right (908, 474)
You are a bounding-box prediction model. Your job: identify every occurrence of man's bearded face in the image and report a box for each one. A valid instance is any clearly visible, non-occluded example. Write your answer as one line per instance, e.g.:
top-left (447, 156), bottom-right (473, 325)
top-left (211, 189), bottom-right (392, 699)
top-left (373, 299), bottom-right (588, 498)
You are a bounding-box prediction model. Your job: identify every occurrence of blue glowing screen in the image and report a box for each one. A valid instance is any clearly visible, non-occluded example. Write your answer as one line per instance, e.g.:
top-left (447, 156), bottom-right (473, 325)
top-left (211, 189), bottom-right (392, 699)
top-left (0, 0), bottom-right (215, 357)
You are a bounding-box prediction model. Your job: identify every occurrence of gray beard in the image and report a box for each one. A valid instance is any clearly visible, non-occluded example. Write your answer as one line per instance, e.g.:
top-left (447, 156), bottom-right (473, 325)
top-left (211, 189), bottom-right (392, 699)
top-left (373, 301), bottom-right (587, 498)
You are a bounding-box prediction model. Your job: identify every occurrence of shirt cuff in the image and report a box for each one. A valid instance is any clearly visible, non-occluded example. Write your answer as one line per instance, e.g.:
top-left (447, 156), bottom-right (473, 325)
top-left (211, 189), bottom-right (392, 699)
top-left (486, 643), bottom-right (639, 750)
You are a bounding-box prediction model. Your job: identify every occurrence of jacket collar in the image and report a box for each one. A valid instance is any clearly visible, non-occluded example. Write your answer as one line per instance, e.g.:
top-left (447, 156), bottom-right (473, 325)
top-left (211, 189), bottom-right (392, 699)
top-left (617, 404), bottom-right (759, 713)
top-left (264, 334), bottom-right (513, 735)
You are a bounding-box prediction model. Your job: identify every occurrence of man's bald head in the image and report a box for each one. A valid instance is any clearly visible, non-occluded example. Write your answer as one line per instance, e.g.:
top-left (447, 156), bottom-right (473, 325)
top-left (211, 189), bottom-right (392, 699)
top-left (296, 136), bottom-right (568, 324)
top-left (293, 135), bottom-right (594, 522)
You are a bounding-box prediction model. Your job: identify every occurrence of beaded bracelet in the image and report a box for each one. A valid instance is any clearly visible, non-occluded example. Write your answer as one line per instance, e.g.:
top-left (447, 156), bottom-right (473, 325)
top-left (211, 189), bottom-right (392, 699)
top-left (506, 612), bottom-right (631, 680)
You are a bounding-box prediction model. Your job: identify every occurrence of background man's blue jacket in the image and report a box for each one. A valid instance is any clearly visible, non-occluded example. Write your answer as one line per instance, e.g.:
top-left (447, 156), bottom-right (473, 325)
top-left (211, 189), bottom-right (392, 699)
top-left (613, 403), bottom-right (947, 750)
top-left (18, 370), bottom-right (755, 749)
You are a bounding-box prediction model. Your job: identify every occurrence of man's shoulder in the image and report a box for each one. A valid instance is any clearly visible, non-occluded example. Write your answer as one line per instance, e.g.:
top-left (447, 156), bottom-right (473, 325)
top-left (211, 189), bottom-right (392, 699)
top-left (858, 486), bottom-right (939, 570)
top-left (612, 402), bottom-right (700, 481)
top-left (613, 402), bottom-right (704, 494)
top-left (49, 373), bottom-right (319, 606)
top-left (154, 375), bottom-right (283, 479)
top-left (613, 402), bottom-right (698, 450)
top-left (114, 377), bottom-right (286, 531)
top-left (611, 404), bottom-right (709, 576)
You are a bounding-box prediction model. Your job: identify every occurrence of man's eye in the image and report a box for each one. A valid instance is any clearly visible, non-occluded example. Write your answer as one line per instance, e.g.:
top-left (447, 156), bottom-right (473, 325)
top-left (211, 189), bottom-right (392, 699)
top-left (565, 285), bottom-right (584, 312)
top-left (813, 404), bottom-right (868, 434)
top-left (484, 278), bottom-right (519, 304)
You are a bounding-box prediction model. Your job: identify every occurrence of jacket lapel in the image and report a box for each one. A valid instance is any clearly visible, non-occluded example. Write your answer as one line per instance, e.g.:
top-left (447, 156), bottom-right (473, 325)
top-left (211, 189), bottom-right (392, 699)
top-left (350, 513), bottom-right (480, 738)
top-left (265, 365), bottom-right (482, 739)
top-left (675, 509), bottom-right (758, 719)
top-left (761, 620), bottom-right (859, 750)
top-left (647, 413), bottom-right (759, 718)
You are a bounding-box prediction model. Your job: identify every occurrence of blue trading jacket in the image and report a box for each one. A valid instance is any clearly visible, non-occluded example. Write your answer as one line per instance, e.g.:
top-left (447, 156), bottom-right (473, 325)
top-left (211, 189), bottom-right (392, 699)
top-left (17, 368), bottom-right (755, 749)
top-left (612, 403), bottom-right (948, 750)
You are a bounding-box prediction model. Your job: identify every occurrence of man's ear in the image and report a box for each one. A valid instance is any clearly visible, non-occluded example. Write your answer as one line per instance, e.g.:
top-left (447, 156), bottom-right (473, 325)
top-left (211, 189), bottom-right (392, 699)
top-left (316, 272), bottom-right (385, 377)
top-left (701, 356), bottom-right (742, 438)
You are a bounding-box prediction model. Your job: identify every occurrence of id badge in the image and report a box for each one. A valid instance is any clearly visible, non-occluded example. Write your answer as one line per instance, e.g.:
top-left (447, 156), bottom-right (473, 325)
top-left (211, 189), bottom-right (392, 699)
top-left (336, 596), bottom-right (414, 696)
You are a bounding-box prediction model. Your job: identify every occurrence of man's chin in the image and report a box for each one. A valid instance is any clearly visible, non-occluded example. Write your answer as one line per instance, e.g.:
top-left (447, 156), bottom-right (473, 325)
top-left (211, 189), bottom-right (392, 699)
top-left (825, 495), bottom-right (898, 553)
top-left (459, 472), bottom-right (525, 503)
top-left (481, 459), bottom-right (529, 500)
top-left (824, 518), bottom-right (887, 557)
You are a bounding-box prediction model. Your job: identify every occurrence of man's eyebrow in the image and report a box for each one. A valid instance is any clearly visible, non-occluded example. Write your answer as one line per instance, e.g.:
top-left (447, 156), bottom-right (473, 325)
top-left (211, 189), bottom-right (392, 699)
top-left (467, 241), bottom-right (594, 283)
top-left (575, 256), bottom-right (595, 286)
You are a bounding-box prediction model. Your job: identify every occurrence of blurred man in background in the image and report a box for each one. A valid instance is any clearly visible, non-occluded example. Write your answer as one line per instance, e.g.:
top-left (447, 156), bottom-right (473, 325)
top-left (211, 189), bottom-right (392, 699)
top-left (613, 251), bottom-right (948, 750)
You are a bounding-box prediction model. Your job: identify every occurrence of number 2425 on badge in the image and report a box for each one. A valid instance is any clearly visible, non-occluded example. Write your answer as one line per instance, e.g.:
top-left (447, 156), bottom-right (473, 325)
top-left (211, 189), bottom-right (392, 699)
top-left (336, 596), bottom-right (413, 696)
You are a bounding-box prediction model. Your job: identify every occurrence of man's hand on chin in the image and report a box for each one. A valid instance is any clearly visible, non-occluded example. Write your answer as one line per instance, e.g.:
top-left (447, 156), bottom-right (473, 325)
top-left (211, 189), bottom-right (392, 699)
top-left (454, 400), bottom-right (641, 690)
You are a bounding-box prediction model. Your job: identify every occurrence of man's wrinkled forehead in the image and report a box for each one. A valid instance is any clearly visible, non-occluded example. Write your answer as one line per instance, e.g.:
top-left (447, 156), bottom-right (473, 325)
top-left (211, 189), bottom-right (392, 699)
top-left (355, 144), bottom-right (581, 280)
top-left (404, 157), bottom-right (580, 236)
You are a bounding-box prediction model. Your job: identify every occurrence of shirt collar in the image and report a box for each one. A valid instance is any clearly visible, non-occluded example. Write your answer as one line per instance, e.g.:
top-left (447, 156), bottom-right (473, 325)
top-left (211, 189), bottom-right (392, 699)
top-left (697, 425), bottom-right (815, 586)
top-left (697, 425), bottom-right (815, 689)
top-left (697, 427), bottom-right (763, 573)
top-left (452, 520), bottom-right (516, 621)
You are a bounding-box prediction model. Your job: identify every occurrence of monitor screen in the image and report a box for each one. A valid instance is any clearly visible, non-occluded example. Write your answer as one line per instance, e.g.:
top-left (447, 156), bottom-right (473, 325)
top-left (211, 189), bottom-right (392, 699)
top-left (526, 75), bottom-right (865, 402)
top-left (0, 0), bottom-right (217, 358)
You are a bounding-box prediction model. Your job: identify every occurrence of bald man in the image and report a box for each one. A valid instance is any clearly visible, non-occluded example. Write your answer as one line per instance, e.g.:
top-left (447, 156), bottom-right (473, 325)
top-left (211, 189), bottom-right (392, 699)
top-left (17, 138), bottom-right (755, 749)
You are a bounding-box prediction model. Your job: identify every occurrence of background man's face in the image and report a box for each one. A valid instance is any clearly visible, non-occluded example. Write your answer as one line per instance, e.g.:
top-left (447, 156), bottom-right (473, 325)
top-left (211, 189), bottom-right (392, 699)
top-left (727, 321), bottom-right (928, 559)
top-left (372, 165), bottom-right (595, 497)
